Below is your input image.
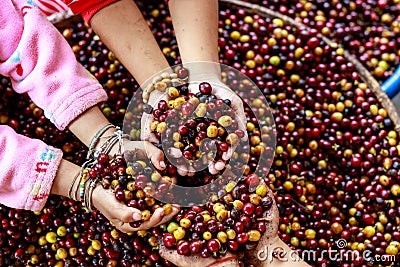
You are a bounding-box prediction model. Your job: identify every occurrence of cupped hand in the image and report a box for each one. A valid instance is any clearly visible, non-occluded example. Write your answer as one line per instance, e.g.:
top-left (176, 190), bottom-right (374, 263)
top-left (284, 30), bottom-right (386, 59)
top-left (95, 138), bottom-right (180, 233)
top-left (139, 86), bottom-right (199, 177)
top-left (139, 78), bottom-right (248, 177)
top-left (188, 80), bottom-right (247, 174)
top-left (92, 185), bottom-right (180, 233)
top-left (122, 139), bottom-right (167, 170)
top-left (188, 80), bottom-right (247, 141)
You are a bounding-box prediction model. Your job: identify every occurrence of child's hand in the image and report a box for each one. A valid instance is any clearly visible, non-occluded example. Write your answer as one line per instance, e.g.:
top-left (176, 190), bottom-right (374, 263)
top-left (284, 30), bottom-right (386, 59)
top-left (188, 80), bottom-right (247, 175)
top-left (93, 139), bottom-right (179, 233)
top-left (188, 80), bottom-right (247, 141)
top-left (92, 185), bottom-right (180, 233)
top-left (122, 139), bottom-right (167, 170)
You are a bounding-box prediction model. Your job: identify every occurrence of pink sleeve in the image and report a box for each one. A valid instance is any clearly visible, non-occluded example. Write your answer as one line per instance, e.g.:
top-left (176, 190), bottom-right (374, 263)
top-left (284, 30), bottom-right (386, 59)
top-left (0, 126), bottom-right (63, 211)
top-left (0, 0), bottom-right (108, 130)
top-left (0, 0), bottom-right (108, 210)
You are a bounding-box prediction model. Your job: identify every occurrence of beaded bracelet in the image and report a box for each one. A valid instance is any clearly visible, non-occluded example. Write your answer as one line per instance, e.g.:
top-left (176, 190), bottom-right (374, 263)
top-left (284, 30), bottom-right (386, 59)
top-left (76, 128), bottom-right (127, 211)
top-left (141, 68), bottom-right (188, 104)
top-left (79, 169), bottom-right (89, 205)
top-left (75, 123), bottom-right (129, 212)
top-left (84, 178), bottom-right (98, 212)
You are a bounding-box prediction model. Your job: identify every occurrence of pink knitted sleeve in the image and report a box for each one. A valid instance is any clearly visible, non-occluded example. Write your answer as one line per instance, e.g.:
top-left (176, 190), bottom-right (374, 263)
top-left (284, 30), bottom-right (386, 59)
top-left (0, 126), bottom-right (63, 211)
top-left (0, 0), bottom-right (107, 210)
top-left (0, 0), bottom-right (108, 130)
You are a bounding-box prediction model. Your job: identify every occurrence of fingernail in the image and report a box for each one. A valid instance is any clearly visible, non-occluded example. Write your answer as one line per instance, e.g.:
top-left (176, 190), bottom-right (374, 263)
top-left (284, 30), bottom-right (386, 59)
top-left (215, 161), bottom-right (225, 171)
top-left (160, 161), bottom-right (166, 168)
top-left (133, 213), bottom-right (141, 221)
top-left (222, 152), bottom-right (230, 161)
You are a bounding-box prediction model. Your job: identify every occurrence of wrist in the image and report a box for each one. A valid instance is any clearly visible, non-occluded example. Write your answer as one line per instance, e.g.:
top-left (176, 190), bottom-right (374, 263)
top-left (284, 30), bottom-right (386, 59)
top-left (68, 106), bottom-right (113, 147)
top-left (182, 62), bottom-right (222, 83)
top-left (92, 126), bottom-right (117, 152)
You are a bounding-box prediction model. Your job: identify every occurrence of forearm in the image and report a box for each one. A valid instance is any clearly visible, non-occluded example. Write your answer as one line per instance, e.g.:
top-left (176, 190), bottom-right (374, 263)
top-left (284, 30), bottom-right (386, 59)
top-left (0, 1), bottom-right (108, 131)
top-left (53, 106), bottom-right (116, 199)
top-left (90, 0), bottom-right (171, 85)
top-left (50, 159), bottom-right (80, 197)
top-left (168, 0), bottom-right (220, 80)
top-left (67, 105), bottom-right (114, 147)
top-left (53, 106), bottom-right (113, 198)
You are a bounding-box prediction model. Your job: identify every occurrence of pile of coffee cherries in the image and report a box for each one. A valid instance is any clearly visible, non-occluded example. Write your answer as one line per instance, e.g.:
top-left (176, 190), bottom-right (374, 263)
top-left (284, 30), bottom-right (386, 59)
top-left (80, 148), bottom-right (276, 263)
top-left (0, 0), bottom-right (399, 266)
top-left (92, 152), bottom-right (175, 218)
top-left (220, 0), bottom-right (400, 83)
top-left (150, 80), bottom-right (244, 179)
top-left (162, 175), bottom-right (274, 257)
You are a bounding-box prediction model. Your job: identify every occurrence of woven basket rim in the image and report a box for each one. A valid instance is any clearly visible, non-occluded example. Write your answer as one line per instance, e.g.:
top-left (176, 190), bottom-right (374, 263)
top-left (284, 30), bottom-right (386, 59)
top-left (220, 0), bottom-right (400, 134)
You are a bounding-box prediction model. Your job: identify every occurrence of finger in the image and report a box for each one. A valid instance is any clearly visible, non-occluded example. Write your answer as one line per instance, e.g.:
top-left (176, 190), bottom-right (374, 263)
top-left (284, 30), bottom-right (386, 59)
top-left (188, 82), bottom-right (200, 94)
top-left (153, 206), bottom-right (180, 227)
top-left (127, 141), bottom-right (166, 170)
top-left (168, 147), bottom-right (183, 158)
top-left (222, 146), bottom-right (234, 161)
top-left (140, 114), bottom-right (157, 141)
top-left (132, 208), bottom-right (165, 231)
top-left (208, 162), bottom-right (218, 175)
top-left (177, 163), bottom-right (188, 176)
top-left (145, 143), bottom-right (167, 170)
top-left (95, 188), bottom-right (143, 223)
top-left (187, 165), bottom-right (196, 176)
top-left (108, 208), bottom-right (143, 233)
top-left (214, 160), bottom-right (226, 171)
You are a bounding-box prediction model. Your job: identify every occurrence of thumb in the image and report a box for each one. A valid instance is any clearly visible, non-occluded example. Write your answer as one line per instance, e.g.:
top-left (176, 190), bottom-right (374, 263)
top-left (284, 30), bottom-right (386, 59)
top-left (146, 144), bottom-right (167, 170)
top-left (127, 141), bottom-right (166, 170)
top-left (140, 113), bottom-right (161, 144)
